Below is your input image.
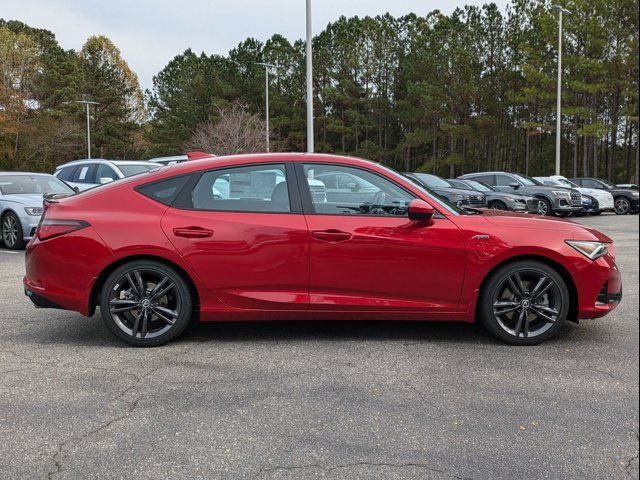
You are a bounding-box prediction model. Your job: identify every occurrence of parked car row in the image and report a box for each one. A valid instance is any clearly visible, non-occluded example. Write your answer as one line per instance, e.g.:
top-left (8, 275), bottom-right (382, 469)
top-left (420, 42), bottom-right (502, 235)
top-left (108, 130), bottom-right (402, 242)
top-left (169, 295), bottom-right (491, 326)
top-left (2, 154), bottom-right (637, 251)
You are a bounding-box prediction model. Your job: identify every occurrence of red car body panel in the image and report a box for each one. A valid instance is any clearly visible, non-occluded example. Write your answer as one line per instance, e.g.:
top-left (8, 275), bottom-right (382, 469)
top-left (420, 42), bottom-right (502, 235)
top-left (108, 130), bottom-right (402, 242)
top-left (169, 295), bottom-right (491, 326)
top-left (24, 153), bottom-right (621, 325)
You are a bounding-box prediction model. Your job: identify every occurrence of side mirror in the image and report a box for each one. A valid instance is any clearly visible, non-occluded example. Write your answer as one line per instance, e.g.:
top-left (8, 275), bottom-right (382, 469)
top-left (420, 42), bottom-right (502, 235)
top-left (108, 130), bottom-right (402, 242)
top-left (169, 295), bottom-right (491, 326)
top-left (408, 199), bottom-right (435, 221)
top-left (99, 177), bottom-right (114, 185)
top-left (346, 182), bottom-right (359, 192)
top-left (509, 183), bottom-right (520, 189)
top-left (73, 186), bottom-right (80, 194)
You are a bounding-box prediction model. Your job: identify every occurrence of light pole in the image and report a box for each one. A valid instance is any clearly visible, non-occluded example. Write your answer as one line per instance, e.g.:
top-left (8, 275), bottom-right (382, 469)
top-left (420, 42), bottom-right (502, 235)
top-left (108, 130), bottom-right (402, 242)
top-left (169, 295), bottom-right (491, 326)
top-left (74, 99), bottom-right (100, 159)
top-left (256, 62), bottom-right (278, 153)
top-left (305, 0), bottom-right (314, 153)
top-left (552, 5), bottom-right (570, 176)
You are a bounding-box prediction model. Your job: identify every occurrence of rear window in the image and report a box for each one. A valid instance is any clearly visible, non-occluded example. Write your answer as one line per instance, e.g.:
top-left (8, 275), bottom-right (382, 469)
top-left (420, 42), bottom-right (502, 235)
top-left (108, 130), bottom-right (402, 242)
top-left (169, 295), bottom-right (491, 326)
top-left (136, 175), bottom-right (191, 206)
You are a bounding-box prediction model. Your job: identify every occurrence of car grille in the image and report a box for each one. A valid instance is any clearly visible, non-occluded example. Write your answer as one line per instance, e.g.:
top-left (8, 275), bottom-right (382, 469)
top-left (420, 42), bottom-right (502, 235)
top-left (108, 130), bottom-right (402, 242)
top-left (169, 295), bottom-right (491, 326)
top-left (468, 195), bottom-right (486, 207)
top-left (309, 185), bottom-right (327, 203)
top-left (570, 192), bottom-right (582, 206)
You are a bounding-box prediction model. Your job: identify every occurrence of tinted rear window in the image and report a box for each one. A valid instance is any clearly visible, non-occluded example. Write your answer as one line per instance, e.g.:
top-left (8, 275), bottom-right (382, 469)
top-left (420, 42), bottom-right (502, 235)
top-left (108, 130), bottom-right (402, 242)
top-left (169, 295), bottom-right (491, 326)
top-left (137, 175), bottom-right (191, 206)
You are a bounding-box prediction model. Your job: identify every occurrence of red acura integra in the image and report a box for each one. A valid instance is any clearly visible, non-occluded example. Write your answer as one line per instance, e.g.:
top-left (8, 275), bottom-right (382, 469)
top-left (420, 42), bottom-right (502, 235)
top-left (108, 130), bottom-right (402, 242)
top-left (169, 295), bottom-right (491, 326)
top-left (24, 154), bottom-right (622, 347)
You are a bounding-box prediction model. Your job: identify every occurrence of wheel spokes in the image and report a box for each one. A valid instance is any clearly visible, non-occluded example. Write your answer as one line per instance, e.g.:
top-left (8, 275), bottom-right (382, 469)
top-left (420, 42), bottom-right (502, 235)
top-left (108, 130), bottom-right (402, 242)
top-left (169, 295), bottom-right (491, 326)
top-left (151, 281), bottom-right (175, 301)
top-left (151, 305), bottom-right (177, 325)
top-left (109, 299), bottom-right (139, 313)
top-left (530, 305), bottom-right (558, 323)
top-left (493, 300), bottom-right (520, 316)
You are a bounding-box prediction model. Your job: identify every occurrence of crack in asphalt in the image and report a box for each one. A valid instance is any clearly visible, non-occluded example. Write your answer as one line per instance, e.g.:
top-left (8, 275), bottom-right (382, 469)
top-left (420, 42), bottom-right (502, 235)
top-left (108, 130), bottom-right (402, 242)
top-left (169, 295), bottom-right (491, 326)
top-left (45, 350), bottom-right (190, 479)
top-left (254, 460), bottom-right (470, 479)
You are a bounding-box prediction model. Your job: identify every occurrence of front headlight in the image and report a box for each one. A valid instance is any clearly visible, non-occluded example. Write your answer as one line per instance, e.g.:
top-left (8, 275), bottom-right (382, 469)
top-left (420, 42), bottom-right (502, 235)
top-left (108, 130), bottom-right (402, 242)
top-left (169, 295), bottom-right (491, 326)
top-left (632, 192), bottom-right (639, 198)
top-left (565, 240), bottom-right (610, 260)
top-left (552, 190), bottom-right (571, 198)
top-left (24, 207), bottom-right (43, 216)
top-left (450, 194), bottom-right (469, 200)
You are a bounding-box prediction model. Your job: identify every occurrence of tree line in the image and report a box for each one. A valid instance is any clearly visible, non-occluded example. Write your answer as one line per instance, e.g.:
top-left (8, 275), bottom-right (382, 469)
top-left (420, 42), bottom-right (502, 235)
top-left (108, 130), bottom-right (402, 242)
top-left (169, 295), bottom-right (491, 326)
top-left (1, 0), bottom-right (638, 182)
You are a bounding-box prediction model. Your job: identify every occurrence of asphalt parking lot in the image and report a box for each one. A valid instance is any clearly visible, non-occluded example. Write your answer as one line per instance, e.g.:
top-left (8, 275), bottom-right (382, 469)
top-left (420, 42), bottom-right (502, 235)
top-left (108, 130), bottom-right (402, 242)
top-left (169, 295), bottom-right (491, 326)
top-left (0, 214), bottom-right (638, 480)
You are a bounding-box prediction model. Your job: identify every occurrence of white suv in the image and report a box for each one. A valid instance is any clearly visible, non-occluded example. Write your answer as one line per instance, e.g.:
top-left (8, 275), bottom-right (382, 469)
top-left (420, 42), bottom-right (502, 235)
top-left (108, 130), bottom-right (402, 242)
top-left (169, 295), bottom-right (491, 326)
top-left (54, 159), bottom-right (160, 191)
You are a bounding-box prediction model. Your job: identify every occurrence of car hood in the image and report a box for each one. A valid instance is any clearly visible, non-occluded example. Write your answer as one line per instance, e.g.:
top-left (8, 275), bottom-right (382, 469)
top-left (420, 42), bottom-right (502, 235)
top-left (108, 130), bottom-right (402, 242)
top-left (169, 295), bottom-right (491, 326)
top-left (575, 187), bottom-right (612, 199)
top-left (518, 185), bottom-right (577, 195)
top-left (479, 209), bottom-right (611, 241)
top-left (433, 187), bottom-right (483, 197)
top-left (0, 193), bottom-right (45, 208)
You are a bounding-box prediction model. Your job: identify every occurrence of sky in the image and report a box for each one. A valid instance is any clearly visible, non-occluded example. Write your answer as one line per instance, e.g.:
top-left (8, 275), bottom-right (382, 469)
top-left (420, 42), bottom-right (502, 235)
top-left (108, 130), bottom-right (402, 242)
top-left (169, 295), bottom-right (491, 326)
top-left (3, 0), bottom-right (509, 91)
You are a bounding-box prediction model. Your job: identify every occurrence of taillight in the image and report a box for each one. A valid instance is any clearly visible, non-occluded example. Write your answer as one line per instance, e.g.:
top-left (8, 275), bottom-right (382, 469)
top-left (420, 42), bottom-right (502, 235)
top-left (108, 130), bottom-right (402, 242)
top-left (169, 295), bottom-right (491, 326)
top-left (36, 219), bottom-right (90, 241)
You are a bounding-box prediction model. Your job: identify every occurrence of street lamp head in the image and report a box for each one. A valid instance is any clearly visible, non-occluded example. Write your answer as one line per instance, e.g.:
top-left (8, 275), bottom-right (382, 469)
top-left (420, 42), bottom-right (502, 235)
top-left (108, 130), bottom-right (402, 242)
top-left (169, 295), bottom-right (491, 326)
top-left (74, 99), bottom-right (100, 105)
top-left (551, 4), bottom-right (571, 15)
top-left (255, 62), bottom-right (279, 70)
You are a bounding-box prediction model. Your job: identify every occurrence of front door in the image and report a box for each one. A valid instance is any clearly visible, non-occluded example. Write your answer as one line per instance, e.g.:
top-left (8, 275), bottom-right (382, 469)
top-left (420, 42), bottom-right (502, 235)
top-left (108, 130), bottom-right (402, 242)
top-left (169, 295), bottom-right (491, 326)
top-left (299, 163), bottom-right (466, 312)
top-left (161, 162), bottom-right (309, 310)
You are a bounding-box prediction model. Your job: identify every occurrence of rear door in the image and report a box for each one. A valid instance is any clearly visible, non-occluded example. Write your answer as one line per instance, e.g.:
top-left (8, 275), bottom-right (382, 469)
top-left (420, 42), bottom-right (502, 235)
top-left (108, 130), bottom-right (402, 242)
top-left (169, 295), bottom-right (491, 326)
top-left (299, 163), bottom-right (465, 312)
top-left (161, 162), bottom-right (310, 310)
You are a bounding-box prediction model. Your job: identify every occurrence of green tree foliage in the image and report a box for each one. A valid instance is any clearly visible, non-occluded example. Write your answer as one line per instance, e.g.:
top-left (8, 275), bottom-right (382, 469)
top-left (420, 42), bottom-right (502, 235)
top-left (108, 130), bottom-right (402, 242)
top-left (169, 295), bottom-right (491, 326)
top-left (2, 0), bottom-right (639, 181)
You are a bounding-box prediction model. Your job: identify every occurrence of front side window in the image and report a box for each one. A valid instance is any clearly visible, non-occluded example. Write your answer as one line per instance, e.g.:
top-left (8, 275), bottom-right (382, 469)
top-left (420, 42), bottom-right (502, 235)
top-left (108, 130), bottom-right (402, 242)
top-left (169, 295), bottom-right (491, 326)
top-left (56, 166), bottom-right (77, 182)
top-left (118, 164), bottom-right (159, 177)
top-left (496, 174), bottom-right (517, 187)
top-left (189, 164), bottom-right (290, 213)
top-left (303, 164), bottom-right (413, 216)
top-left (96, 164), bottom-right (119, 182)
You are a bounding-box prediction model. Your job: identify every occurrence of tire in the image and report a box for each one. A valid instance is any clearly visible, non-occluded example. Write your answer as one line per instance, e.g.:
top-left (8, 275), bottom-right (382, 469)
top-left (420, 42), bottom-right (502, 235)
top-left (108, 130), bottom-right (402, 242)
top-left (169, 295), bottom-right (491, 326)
top-left (478, 260), bottom-right (570, 345)
top-left (100, 260), bottom-right (194, 347)
top-left (488, 201), bottom-right (508, 211)
top-left (537, 197), bottom-right (553, 216)
top-left (613, 197), bottom-right (631, 215)
top-left (1, 212), bottom-right (25, 250)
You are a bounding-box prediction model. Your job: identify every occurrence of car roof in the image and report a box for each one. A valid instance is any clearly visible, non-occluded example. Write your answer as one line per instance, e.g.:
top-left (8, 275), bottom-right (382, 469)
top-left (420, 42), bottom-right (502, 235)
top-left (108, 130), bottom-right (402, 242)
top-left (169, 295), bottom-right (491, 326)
top-left (0, 171), bottom-right (54, 177)
top-left (55, 159), bottom-right (155, 169)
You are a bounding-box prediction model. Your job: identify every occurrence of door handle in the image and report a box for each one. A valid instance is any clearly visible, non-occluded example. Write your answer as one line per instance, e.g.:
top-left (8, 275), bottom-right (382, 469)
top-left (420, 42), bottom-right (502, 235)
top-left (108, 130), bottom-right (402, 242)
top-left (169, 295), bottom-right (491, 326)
top-left (312, 229), bottom-right (352, 242)
top-left (173, 226), bottom-right (214, 238)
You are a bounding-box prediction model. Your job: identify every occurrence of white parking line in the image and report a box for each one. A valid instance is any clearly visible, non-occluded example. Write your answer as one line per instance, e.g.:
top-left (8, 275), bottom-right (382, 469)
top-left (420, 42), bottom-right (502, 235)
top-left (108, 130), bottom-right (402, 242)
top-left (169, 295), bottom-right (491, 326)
top-left (0, 250), bottom-right (20, 255)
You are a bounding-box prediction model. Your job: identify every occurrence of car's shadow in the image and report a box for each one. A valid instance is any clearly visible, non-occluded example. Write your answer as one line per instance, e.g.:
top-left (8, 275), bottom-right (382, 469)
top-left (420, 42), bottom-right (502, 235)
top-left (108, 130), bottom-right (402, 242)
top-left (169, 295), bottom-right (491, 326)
top-left (19, 312), bottom-right (585, 348)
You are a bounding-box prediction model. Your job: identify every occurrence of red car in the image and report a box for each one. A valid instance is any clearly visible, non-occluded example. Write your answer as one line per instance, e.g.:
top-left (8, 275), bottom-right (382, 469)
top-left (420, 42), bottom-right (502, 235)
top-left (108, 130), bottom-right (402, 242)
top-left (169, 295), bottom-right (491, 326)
top-left (24, 154), bottom-right (622, 346)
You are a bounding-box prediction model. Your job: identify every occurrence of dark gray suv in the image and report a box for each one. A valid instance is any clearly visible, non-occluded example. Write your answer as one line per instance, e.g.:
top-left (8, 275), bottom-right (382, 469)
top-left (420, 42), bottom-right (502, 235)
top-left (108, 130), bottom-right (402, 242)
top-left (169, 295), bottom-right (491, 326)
top-left (458, 172), bottom-right (582, 216)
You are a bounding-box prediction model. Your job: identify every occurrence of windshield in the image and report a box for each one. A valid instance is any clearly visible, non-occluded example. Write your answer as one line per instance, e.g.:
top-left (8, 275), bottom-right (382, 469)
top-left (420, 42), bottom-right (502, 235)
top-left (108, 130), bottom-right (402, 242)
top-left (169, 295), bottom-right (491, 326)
top-left (448, 180), bottom-right (473, 191)
top-left (556, 178), bottom-right (579, 188)
top-left (396, 172), bottom-right (466, 215)
top-left (598, 178), bottom-right (616, 188)
top-left (118, 164), bottom-right (160, 177)
top-left (514, 174), bottom-right (542, 186)
top-left (466, 180), bottom-right (495, 192)
top-left (0, 175), bottom-right (74, 195)
top-left (411, 173), bottom-right (453, 188)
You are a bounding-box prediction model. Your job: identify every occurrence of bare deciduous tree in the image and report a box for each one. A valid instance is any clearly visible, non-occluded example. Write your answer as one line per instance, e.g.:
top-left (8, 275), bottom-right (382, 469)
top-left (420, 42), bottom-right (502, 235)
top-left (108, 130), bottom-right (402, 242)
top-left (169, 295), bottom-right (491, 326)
top-left (185, 102), bottom-right (265, 155)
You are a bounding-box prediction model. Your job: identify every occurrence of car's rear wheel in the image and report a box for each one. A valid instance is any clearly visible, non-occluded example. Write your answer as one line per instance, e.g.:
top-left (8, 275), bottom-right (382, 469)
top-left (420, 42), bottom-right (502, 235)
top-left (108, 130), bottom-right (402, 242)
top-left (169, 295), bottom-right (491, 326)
top-left (537, 198), bottom-right (553, 216)
top-left (488, 201), bottom-right (507, 210)
top-left (614, 197), bottom-right (630, 215)
top-left (1, 212), bottom-right (25, 250)
top-left (100, 260), bottom-right (193, 347)
top-left (478, 261), bottom-right (569, 345)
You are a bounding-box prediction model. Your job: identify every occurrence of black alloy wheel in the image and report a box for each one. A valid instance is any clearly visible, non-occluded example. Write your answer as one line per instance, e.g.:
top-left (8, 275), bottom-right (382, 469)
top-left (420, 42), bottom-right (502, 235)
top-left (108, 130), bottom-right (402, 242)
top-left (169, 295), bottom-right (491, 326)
top-left (478, 261), bottom-right (569, 345)
top-left (100, 260), bottom-right (193, 346)
top-left (613, 197), bottom-right (631, 215)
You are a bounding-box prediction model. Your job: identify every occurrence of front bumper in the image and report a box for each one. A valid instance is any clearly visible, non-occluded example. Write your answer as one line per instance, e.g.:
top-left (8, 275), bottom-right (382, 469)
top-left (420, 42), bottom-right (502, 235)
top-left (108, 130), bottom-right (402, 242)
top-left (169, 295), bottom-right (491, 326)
top-left (19, 215), bottom-right (40, 241)
top-left (574, 254), bottom-right (622, 319)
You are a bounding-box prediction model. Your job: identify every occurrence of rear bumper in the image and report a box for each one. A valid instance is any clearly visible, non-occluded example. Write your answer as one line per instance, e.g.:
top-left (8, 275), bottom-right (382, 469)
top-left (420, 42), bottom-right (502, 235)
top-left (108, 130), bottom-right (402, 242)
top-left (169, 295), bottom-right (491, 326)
top-left (24, 282), bottom-right (68, 310)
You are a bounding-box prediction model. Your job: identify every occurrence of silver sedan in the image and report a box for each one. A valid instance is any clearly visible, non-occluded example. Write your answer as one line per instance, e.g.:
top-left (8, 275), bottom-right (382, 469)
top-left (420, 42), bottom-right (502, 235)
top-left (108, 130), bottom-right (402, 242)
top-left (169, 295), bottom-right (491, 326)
top-left (0, 172), bottom-right (75, 249)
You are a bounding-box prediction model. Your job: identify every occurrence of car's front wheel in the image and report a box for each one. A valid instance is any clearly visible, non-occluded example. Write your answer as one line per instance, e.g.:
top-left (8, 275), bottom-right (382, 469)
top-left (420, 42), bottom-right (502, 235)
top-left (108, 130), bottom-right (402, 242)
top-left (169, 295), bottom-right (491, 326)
top-left (1, 212), bottom-right (25, 250)
top-left (537, 198), bottom-right (553, 216)
top-left (478, 261), bottom-right (569, 345)
top-left (100, 260), bottom-right (194, 347)
top-left (613, 197), bottom-right (631, 215)
top-left (488, 200), bottom-right (507, 210)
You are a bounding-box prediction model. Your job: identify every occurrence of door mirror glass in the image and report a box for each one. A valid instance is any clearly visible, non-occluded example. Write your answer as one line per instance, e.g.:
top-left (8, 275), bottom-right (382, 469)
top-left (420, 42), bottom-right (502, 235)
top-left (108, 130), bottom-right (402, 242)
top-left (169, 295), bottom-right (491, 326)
top-left (408, 199), bottom-right (435, 221)
top-left (510, 183), bottom-right (520, 189)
